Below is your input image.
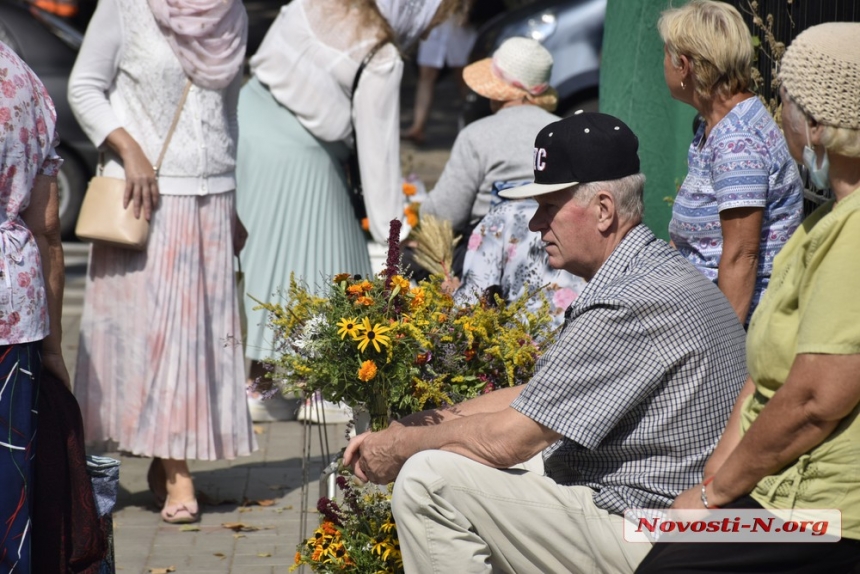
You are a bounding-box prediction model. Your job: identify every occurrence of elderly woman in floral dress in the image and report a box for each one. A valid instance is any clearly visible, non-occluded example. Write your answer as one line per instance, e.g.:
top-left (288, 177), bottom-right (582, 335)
top-left (0, 40), bottom-right (68, 571)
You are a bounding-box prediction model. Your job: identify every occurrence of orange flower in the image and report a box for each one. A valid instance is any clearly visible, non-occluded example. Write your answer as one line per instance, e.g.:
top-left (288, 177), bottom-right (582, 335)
top-left (437, 313), bottom-right (448, 323)
top-left (294, 551), bottom-right (302, 564)
top-left (361, 217), bottom-right (370, 231)
top-left (416, 352), bottom-right (429, 365)
top-left (346, 284), bottom-right (364, 296)
top-left (358, 360), bottom-right (378, 381)
top-left (359, 280), bottom-right (373, 292)
top-left (404, 204), bottom-right (419, 227)
top-left (409, 287), bottom-right (425, 309)
top-left (333, 272), bottom-right (351, 283)
top-left (464, 348), bottom-right (476, 361)
top-left (322, 521), bottom-right (338, 536)
top-left (402, 182), bottom-right (417, 197)
top-left (356, 295), bottom-right (374, 306)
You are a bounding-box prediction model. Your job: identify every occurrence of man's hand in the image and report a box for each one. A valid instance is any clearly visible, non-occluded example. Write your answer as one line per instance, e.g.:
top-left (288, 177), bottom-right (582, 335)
top-left (343, 427), bottom-right (408, 484)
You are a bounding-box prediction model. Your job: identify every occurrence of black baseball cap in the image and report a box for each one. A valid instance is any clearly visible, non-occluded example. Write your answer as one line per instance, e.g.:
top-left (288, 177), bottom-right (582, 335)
top-left (500, 111), bottom-right (640, 199)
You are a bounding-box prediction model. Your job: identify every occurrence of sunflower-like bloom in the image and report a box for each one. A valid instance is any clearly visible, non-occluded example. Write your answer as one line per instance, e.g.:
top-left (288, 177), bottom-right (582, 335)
top-left (355, 317), bottom-right (392, 353)
top-left (336, 317), bottom-right (361, 339)
top-left (358, 359), bottom-right (378, 381)
top-left (390, 275), bottom-right (410, 291)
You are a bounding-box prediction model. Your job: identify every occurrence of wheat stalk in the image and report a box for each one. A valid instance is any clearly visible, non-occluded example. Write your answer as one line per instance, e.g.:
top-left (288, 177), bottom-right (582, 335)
top-left (411, 214), bottom-right (460, 279)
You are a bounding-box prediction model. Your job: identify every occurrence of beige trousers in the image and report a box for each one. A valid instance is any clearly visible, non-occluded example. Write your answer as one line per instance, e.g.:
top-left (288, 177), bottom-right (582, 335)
top-left (391, 450), bottom-right (652, 574)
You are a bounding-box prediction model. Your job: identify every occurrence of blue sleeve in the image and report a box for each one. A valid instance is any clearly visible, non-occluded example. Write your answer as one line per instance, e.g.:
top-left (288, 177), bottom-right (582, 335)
top-left (709, 115), bottom-right (770, 211)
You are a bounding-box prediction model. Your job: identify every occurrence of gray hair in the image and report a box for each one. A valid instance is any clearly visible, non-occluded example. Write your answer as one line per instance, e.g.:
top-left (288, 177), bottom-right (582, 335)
top-left (575, 173), bottom-right (646, 223)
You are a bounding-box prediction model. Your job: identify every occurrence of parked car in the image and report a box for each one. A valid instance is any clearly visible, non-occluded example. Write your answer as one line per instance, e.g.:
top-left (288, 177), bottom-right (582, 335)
top-left (462, 0), bottom-right (605, 125)
top-left (1, 0), bottom-right (96, 238)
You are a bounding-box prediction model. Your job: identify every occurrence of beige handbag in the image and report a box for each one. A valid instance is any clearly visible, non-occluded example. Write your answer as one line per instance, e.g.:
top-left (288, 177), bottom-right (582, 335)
top-left (75, 80), bottom-right (192, 250)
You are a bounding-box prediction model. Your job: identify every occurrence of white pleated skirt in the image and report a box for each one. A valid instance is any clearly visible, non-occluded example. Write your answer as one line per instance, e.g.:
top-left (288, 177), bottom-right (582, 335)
top-left (74, 191), bottom-right (257, 461)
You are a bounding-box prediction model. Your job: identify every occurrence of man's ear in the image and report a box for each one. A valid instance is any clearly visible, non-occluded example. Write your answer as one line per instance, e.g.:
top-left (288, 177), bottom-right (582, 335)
top-left (595, 190), bottom-right (615, 233)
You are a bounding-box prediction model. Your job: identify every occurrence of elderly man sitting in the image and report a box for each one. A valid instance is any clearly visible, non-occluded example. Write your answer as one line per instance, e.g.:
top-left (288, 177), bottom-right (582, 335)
top-left (345, 112), bottom-right (747, 573)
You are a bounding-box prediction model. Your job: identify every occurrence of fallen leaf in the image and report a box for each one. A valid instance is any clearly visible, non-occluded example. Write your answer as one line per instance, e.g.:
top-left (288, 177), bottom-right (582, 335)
top-left (243, 498), bottom-right (276, 507)
top-left (233, 533), bottom-right (246, 540)
top-left (257, 553), bottom-right (272, 558)
top-left (253, 425), bottom-right (265, 434)
top-left (221, 522), bottom-right (261, 532)
top-left (179, 524), bottom-right (200, 532)
top-left (214, 553), bottom-right (226, 560)
top-left (148, 567), bottom-right (175, 574)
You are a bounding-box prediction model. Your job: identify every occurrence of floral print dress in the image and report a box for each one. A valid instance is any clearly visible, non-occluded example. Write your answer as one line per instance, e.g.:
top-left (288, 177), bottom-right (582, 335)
top-left (456, 194), bottom-right (586, 332)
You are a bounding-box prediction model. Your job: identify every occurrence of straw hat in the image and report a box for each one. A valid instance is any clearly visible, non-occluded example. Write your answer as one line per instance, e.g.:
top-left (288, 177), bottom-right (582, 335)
top-left (463, 37), bottom-right (558, 109)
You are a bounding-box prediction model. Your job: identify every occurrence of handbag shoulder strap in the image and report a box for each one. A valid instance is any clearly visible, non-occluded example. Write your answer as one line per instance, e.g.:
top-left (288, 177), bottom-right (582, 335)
top-left (97, 79), bottom-right (193, 176)
top-left (154, 79), bottom-right (193, 176)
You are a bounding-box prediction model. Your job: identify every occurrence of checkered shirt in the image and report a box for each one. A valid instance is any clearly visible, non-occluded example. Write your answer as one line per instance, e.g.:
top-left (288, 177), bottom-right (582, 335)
top-left (512, 225), bottom-right (748, 515)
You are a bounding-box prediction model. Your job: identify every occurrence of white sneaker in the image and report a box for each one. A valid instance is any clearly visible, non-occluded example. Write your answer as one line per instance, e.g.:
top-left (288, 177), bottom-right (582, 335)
top-left (296, 395), bottom-right (353, 424)
top-left (247, 394), bottom-right (300, 422)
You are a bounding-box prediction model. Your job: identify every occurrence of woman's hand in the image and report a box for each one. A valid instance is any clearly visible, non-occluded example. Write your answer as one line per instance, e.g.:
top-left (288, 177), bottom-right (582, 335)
top-left (121, 143), bottom-right (159, 221)
top-left (105, 128), bottom-right (159, 221)
top-left (233, 214), bottom-right (248, 254)
top-left (41, 350), bottom-right (71, 390)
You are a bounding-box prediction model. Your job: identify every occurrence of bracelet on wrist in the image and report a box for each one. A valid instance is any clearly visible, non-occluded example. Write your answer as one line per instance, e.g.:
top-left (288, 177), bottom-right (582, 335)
top-left (700, 476), bottom-right (719, 509)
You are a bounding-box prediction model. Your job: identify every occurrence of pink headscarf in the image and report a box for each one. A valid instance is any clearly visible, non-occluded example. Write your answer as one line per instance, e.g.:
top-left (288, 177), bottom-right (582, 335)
top-left (148, 0), bottom-right (248, 90)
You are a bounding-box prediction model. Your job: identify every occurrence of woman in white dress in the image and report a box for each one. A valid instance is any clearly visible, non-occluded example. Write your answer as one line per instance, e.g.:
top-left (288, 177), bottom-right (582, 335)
top-left (238, 0), bottom-right (465, 399)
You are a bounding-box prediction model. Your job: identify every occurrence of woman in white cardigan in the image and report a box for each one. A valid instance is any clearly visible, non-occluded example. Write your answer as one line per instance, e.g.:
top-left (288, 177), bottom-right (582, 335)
top-left (69, 0), bottom-right (255, 523)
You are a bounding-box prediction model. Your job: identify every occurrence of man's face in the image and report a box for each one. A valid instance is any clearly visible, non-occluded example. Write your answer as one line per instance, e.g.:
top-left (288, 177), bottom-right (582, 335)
top-left (529, 186), bottom-right (600, 280)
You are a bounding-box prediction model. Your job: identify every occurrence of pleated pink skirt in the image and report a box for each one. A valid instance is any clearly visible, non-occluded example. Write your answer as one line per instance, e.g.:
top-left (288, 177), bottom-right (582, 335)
top-left (74, 192), bottom-right (257, 460)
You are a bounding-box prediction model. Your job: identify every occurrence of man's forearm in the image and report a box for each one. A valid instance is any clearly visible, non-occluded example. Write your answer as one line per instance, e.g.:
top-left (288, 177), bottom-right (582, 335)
top-left (396, 385), bottom-right (524, 427)
top-left (395, 406), bottom-right (558, 470)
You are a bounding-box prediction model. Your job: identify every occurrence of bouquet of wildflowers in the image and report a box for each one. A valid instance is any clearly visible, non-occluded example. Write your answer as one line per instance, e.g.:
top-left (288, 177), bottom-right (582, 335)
top-left (292, 473), bottom-right (401, 573)
top-left (255, 220), bottom-right (558, 432)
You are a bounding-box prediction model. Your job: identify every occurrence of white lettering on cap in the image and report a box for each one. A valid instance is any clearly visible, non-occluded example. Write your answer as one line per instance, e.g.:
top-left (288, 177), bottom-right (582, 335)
top-left (533, 148), bottom-right (547, 171)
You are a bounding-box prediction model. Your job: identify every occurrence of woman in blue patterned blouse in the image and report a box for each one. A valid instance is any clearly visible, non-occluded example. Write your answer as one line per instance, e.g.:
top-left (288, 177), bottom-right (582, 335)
top-left (658, 0), bottom-right (803, 325)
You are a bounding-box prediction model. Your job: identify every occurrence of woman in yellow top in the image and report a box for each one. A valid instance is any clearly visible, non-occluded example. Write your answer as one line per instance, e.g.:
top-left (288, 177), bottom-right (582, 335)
top-left (637, 22), bottom-right (860, 573)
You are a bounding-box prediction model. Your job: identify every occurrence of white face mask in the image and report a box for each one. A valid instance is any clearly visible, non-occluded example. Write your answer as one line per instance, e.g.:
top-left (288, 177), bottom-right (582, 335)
top-left (802, 122), bottom-right (830, 190)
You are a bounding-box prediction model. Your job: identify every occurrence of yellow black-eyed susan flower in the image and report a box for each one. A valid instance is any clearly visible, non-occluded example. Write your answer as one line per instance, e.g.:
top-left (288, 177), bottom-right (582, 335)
top-left (336, 317), bottom-right (361, 339)
top-left (355, 317), bottom-right (392, 353)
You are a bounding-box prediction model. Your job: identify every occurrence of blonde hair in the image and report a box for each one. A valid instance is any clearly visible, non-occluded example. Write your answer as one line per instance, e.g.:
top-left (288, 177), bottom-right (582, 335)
top-left (658, 0), bottom-right (753, 102)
